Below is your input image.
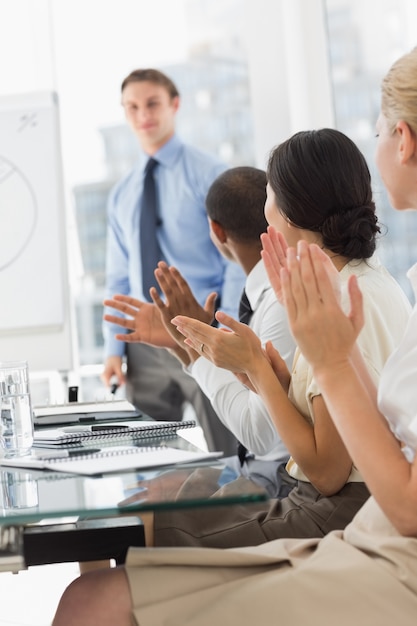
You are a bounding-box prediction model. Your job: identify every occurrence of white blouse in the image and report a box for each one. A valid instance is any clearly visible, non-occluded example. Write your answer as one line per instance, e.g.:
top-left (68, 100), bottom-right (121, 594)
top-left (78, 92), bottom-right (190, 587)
top-left (378, 262), bottom-right (417, 462)
top-left (287, 256), bottom-right (411, 482)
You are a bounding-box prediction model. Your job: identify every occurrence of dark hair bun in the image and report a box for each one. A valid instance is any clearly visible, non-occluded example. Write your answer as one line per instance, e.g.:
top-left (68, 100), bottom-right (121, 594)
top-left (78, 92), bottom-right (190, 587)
top-left (321, 203), bottom-right (380, 258)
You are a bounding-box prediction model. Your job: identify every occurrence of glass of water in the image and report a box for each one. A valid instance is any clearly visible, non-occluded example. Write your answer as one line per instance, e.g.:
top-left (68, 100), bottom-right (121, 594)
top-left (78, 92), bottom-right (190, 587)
top-left (0, 360), bottom-right (34, 457)
top-left (1, 470), bottom-right (39, 511)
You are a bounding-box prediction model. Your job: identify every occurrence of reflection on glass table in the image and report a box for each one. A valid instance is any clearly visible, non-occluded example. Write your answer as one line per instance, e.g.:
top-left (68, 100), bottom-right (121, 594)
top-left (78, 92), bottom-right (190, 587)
top-left (1, 470), bottom-right (39, 512)
top-left (0, 433), bottom-right (268, 525)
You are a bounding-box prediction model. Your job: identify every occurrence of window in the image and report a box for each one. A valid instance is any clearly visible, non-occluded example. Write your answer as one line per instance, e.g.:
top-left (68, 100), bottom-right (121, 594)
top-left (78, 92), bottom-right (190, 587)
top-left (324, 0), bottom-right (417, 300)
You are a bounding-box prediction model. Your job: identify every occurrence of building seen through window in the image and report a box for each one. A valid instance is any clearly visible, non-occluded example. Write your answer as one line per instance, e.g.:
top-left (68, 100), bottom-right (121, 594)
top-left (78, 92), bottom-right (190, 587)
top-left (325, 0), bottom-right (417, 301)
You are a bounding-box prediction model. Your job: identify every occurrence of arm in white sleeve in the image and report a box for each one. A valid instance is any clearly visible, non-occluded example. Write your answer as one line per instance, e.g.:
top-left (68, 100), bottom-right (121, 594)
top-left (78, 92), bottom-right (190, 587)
top-left (253, 287), bottom-right (295, 370)
top-left (191, 288), bottom-right (295, 459)
top-left (191, 358), bottom-right (288, 459)
top-left (189, 273), bottom-right (296, 459)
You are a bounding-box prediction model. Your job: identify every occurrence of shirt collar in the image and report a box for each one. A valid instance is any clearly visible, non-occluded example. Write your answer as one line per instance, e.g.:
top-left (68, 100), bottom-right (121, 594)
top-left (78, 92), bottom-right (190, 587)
top-left (140, 134), bottom-right (183, 171)
top-left (406, 262), bottom-right (417, 300)
top-left (245, 259), bottom-right (270, 310)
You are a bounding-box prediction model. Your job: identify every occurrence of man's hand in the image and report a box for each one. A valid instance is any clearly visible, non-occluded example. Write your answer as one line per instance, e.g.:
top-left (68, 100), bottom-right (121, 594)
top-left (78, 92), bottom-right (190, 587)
top-left (154, 261), bottom-right (217, 325)
top-left (149, 262), bottom-right (218, 365)
top-left (101, 355), bottom-right (125, 388)
top-left (103, 294), bottom-right (177, 348)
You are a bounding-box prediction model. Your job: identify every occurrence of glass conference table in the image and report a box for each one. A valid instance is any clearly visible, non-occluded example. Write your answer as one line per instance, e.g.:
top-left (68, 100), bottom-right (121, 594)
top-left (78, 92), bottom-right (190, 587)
top-left (0, 430), bottom-right (268, 573)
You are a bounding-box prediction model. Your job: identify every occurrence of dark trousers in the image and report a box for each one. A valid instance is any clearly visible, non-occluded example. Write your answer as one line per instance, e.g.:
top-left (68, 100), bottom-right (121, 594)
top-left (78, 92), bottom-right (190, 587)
top-left (126, 342), bottom-right (237, 455)
top-left (154, 475), bottom-right (370, 548)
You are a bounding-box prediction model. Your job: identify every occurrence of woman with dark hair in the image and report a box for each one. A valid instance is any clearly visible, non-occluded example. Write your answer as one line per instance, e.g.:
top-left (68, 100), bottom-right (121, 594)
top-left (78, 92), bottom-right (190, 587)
top-left (149, 127), bottom-right (410, 548)
top-left (53, 45), bottom-right (417, 619)
top-left (266, 128), bottom-right (378, 261)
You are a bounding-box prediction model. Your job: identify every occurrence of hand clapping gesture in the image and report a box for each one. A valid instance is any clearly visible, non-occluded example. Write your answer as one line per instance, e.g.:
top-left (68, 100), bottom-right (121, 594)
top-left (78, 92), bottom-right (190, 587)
top-left (150, 262), bottom-right (218, 364)
top-left (281, 241), bottom-right (364, 374)
top-left (103, 261), bottom-right (218, 354)
top-left (103, 294), bottom-right (177, 348)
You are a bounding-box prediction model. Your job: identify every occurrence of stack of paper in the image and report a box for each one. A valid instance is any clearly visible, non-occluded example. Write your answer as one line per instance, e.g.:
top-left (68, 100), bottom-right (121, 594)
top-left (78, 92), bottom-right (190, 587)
top-left (0, 446), bottom-right (223, 476)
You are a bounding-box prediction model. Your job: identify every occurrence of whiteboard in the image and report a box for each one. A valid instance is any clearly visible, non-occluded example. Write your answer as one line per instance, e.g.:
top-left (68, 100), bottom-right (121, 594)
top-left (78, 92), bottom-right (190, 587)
top-left (0, 92), bottom-right (76, 372)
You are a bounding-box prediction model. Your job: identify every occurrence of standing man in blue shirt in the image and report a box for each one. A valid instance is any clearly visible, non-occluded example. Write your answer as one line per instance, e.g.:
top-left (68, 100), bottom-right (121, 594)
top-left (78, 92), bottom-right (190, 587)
top-left (102, 68), bottom-right (245, 454)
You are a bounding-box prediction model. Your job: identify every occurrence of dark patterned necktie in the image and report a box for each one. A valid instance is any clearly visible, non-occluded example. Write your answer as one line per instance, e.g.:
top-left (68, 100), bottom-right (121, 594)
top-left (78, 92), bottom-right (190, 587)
top-left (238, 288), bottom-right (253, 325)
top-left (140, 158), bottom-right (162, 301)
top-left (237, 288), bottom-right (254, 466)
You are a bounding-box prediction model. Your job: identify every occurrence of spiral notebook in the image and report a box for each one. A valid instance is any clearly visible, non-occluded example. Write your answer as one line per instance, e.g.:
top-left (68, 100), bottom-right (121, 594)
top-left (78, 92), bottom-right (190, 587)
top-left (0, 445), bottom-right (223, 476)
top-left (33, 420), bottom-right (197, 447)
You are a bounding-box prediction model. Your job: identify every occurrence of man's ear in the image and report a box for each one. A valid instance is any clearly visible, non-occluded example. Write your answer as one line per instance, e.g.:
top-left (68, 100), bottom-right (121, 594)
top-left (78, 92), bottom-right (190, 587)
top-left (171, 95), bottom-right (180, 113)
top-left (209, 219), bottom-right (227, 243)
top-left (396, 120), bottom-right (416, 164)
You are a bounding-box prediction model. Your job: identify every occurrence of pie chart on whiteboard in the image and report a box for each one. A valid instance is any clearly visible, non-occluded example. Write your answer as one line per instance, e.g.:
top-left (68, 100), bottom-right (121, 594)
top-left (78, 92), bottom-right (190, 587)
top-left (0, 156), bottom-right (37, 271)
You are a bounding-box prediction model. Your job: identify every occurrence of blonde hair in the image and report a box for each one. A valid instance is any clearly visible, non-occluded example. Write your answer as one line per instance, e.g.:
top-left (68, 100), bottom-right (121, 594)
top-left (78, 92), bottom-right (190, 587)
top-left (381, 46), bottom-right (417, 135)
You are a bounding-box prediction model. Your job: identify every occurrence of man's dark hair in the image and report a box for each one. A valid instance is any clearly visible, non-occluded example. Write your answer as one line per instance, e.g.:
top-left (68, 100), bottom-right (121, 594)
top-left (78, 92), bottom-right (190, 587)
top-left (121, 69), bottom-right (179, 98)
top-left (206, 166), bottom-right (268, 243)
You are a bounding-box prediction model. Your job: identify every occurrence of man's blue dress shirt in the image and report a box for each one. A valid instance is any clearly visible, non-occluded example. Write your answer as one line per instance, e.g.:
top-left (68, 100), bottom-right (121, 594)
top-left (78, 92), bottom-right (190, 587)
top-left (104, 134), bottom-right (245, 358)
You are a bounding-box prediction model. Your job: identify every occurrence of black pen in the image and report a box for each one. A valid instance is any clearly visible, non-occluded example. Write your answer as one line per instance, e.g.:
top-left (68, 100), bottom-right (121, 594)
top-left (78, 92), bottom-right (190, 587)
top-left (110, 382), bottom-right (119, 395)
top-left (62, 424), bottom-right (129, 433)
top-left (91, 424), bottom-right (129, 432)
top-left (67, 448), bottom-right (101, 457)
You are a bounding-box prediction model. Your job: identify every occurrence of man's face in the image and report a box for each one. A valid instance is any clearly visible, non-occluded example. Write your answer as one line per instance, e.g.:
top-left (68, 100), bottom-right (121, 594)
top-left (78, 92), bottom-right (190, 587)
top-left (121, 81), bottom-right (179, 153)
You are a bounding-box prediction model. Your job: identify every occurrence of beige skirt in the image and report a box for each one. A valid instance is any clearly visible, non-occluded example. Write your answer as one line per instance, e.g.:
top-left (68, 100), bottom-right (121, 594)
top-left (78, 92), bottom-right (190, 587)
top-left (126, 497), bottom-right (417, 626)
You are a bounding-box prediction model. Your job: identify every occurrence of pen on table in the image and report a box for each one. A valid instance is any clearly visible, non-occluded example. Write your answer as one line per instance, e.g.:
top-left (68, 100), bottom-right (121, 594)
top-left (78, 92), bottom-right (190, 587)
top-left (67, 448), bottom-right (102, 456)
top-left (62, 424), bottom-right (129, 433)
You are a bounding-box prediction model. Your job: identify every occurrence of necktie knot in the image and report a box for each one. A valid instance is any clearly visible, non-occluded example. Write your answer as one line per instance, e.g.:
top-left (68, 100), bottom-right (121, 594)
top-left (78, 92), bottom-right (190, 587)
top-left (144, 157), bottom-right (158, 176)
top-left (238, 289), bottom-right (253, 325)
